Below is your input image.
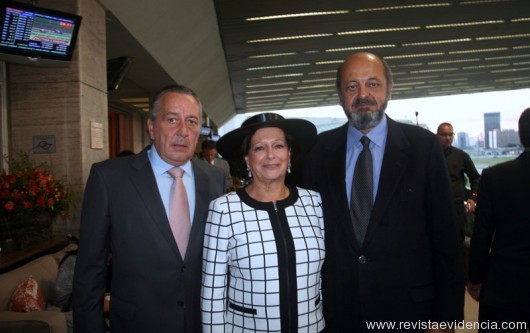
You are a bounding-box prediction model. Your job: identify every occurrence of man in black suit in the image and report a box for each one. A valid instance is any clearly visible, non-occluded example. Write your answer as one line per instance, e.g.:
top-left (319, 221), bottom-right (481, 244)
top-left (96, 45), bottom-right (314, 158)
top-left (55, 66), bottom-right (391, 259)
top-left (468, 108), bottom-right (530, 332)
top-left (302, 52), bottom-right (464, 332)
top-left (73, 85), bottom-right (225, 333)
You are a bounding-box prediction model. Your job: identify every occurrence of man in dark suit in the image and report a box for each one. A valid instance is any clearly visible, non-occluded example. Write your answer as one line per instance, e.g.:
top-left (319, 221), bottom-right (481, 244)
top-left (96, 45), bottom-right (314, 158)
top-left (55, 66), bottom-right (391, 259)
top-left (302, 52), bottom-right (464, 332)
top-left (200, 139), bottom-right (232, 191)
top-left (467, 108), bottom-right (530, 332)
top-left (73, 85), bottom-right (225, 333)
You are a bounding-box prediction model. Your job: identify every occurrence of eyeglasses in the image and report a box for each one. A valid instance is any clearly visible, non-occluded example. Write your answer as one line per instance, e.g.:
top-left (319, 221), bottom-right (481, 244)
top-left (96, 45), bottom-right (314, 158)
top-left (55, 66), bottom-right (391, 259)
top-left (438, 133), bottom-right (454, 137)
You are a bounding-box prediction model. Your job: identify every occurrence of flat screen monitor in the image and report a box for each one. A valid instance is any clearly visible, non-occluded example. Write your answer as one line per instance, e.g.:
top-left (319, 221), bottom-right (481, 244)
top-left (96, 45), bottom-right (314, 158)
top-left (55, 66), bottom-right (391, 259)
top-left (0, 1), bottom-right (82, 66)
top-left (200, 126), bottom-right (212, 137)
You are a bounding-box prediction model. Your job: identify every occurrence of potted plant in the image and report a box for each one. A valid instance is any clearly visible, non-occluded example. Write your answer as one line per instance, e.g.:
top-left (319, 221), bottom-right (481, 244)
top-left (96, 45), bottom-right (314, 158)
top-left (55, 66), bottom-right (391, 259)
top-left (0, 152), bottom-right (70, 251)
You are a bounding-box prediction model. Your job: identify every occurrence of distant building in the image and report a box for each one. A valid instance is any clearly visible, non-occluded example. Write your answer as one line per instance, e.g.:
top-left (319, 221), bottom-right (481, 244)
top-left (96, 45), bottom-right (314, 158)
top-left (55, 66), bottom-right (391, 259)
top-left (497, 129), bottom-right (520, 147)
top-left (484, 112), bottom-right (501, 149)
top-left (457, 132), bottom-right (469, 149)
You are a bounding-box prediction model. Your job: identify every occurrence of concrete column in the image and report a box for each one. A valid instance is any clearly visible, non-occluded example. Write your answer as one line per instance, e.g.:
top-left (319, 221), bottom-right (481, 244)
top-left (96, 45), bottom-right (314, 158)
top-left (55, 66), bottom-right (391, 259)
top-left (7, 0), bottom-right (107, 233)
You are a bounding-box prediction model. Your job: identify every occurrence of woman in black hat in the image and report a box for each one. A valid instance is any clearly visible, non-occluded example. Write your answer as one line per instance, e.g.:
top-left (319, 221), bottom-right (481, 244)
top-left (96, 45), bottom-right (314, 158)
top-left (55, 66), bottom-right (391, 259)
top-left (201, 113), bottom-right (325, 332)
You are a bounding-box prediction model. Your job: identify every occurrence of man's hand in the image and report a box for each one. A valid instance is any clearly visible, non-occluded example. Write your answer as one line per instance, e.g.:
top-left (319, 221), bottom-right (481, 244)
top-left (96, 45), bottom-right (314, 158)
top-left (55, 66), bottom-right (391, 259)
top-left (467, 282), bottom-right (481, 302)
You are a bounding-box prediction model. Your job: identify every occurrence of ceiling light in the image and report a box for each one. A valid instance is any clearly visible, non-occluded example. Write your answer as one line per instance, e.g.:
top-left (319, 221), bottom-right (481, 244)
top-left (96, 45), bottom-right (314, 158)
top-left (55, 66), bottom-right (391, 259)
top-left (249, 53), bottom-right (296, 59)
top-left (426, 20), bottom-right (503, 29)
top-left (246, 102), bottom-right (284, 107)
top-left (463, 64), bottom-right (509, 69)
top-left (397, 75), bottom-right (440, 80)
top-left (286, 99), bottom-right (323, 104)
top-left (495, 77), bottom-right (530, 82)
top-left (486, 54), bottom-right (530, 61)
top-left (246, 94), bottom-right (291, 100)
top-left (477, 33), bottom-right (530, 40)
top-left (308, 70), bottom-right (337, 75)
top-left (461, 0), bottom-right (518, 4)
top-left (356, 3), bottom-right (451, 12)
top-left (315, 60), bottom-right (344, 65)
top-left (403, 38), bottom-right (471, 46)
top-left (325, 44), bottom-right (396, 52)
top-left (301, 78), bottom-right (334, 83)
top-left (247, 73), bottom-right (304, 81)
top-left (247, 81), bottom-right (298, 88)
top-left (449, 47), bottom-right (507, 54)
top-left (491, 67), bottom-right (530, 73)
top-left (246, 63), bottom-right (310, 71)
top-left (338, 27), bottom-right (420, 35)
top-left (429, 78), bottom-right (469, 84)
top-left (394, 82), bottom-right (426, 86)
top-left (428, 58), bottom-right (481, 65)
top-left (289, 94), bottom-right (329, 100)
top-left (246, 11), bottom-right (349, 21)
top-left (293, 90), bottom-right (332, 96)
top-left (385, 52), bottom-right (445, 59)
top-left (410, 68), bottom-right (459, 74)
top-left (398, 63), bottom-right (425, 67)
top-left (247, 34), bottom-right (333, 43)
top-left (511, 17), bottom-right (530, 22)
top-left (246, 88), bottom-right (294, 94)
top-left (296, 84), bottom-right (335, 90)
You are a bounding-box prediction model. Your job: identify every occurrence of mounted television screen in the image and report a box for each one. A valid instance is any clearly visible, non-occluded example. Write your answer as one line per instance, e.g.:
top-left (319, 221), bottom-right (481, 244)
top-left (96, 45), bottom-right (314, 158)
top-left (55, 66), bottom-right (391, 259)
top-left (0, 1), bottom-right (82, 65)
top-left (200, 126), bottom-right (212, 137)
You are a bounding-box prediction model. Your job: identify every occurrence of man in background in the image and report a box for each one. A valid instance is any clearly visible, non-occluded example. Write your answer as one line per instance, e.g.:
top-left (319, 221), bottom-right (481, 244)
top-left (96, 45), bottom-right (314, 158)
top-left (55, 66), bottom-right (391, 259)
top-left (201, 139), bottom-right (232, 191)
top-left (302, 52), bottom-right (464, 332)
top-left (73, 85), bottom-right (225, 333)
top-left (468, 108), bottom-right (530, 332)
top-left (437, 122), bottom-right (480, 236)
top-left (437, 122), bottom-right (481, 281)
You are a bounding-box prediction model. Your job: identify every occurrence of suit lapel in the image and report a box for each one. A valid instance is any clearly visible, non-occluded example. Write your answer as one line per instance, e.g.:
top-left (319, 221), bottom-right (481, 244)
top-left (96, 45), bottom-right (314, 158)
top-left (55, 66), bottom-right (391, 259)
top-left (363, 117), bottom-right (410, 247)
top-left (324, 124), bottom-right (360, 251)
top-left (186, 158), bottom-right (211, 261)
top-left (130, 149), bottom-right (182, 258)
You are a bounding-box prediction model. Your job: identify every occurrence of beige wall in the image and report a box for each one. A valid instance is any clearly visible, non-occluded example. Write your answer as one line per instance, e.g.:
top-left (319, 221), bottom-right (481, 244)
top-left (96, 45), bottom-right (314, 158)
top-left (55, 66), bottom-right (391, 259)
top-left (6, 0), bottom-right (107, 233)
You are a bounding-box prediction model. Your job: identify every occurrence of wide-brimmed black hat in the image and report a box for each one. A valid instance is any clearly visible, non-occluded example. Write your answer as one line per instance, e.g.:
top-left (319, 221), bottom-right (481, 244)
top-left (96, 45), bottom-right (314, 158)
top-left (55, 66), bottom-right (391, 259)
top-left (216, 112), bottom-right (317, 163)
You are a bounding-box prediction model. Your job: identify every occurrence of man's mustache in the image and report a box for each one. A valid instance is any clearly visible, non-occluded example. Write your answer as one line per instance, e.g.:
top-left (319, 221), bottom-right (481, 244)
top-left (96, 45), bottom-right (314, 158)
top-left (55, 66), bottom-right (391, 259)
top-left (353, 98), bottom-right (376, 107)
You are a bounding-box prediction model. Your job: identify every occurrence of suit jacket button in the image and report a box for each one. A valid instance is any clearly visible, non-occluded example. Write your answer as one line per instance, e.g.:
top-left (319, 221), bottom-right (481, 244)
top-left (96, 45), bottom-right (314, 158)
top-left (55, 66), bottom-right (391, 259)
top-left (358, 255), bottom-right (367, 264)
top-left (181, 266), bottom-right (187, 272)
top-left (177, 301), bottom-right (184, 306)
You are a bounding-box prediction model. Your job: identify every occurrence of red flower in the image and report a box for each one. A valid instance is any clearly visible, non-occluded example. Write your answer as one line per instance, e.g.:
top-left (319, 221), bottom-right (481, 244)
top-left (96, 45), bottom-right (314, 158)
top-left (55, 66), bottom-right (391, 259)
top-left (1, 152), bottom-right (70, 221)
top-left (4, 201), bottom-right (14, 211)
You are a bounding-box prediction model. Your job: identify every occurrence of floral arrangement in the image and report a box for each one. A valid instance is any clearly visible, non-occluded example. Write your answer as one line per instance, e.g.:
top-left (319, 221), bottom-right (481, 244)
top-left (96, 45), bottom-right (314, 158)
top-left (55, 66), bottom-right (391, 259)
top-left (0, 152), bottom-right (70, 220)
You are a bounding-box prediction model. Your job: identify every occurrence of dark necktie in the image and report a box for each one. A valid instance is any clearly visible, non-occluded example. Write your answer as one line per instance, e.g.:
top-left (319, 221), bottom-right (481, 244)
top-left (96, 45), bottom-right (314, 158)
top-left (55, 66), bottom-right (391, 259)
top-left (168, 167), bottom-right (191, 258)
top-left (350, 136), bottom-right (373, 246)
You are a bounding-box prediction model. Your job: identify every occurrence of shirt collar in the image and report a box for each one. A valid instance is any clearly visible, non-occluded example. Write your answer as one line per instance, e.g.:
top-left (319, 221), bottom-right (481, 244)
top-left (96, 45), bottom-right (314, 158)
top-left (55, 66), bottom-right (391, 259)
top-left (347, 114), bottom-right (387, 148)
top-left (148, 145), bottom-right (193, 177)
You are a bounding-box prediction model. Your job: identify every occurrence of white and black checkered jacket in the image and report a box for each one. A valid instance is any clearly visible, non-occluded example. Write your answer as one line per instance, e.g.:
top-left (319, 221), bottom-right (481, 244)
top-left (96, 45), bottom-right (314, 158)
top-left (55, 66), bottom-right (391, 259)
top-left (201, 186), bottom-right (325, 333)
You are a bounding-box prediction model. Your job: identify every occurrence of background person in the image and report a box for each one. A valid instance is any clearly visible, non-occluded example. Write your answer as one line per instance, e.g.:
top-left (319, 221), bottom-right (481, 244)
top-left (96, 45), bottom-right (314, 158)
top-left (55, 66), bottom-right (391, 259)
top-left (467, 108), bottom-right (530, 333)
top-left (437, 122), bottom-right (481, 283)
top-left (73, 85), bottom-right (225, 333)
top-left (437, 122), bottom-right (480, 235)
top-left (200, 139), bottom-right (232, 191)
top-left (301, 52), bottom-right (464, 332)
top-left (201, 113), bottom-right (325, 332)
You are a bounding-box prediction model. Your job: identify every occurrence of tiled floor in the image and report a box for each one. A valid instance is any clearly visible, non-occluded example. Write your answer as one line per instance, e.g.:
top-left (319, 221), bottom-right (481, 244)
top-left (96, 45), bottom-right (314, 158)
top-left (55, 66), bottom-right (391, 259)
top-left (457, 291), bottom-right (479, 333)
